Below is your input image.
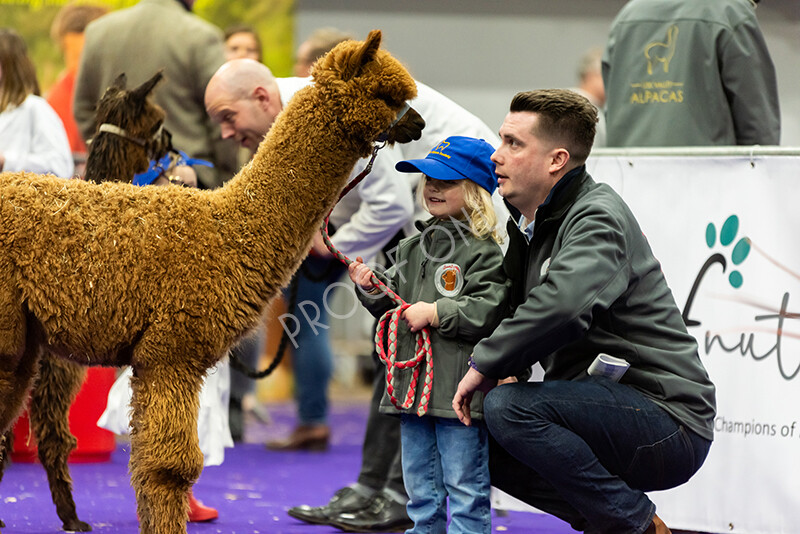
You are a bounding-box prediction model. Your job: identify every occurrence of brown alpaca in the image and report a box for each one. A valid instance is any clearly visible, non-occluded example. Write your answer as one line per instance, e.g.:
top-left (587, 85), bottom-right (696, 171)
top-left (0, 30), bottom-right (422, 534)
top-left (0, 71), bottom-right (177, 533)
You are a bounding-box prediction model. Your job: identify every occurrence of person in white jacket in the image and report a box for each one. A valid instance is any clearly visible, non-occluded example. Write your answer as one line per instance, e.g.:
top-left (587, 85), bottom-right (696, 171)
top-left (0, 28), bottom-right (73, 179)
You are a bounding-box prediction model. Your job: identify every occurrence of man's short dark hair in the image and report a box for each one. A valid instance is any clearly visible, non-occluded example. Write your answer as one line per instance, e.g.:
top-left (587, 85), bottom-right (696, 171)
top-left (510, 89), bottom-right (597, 165)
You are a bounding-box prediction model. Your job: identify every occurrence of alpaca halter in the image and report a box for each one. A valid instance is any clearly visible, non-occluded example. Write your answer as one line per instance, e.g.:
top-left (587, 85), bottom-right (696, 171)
top-left (97, 122), bottom-right (164, 147)
top-left (376, 102), bottom-right (411, 143)
top-left (322, 142), bottom-right (434, 417)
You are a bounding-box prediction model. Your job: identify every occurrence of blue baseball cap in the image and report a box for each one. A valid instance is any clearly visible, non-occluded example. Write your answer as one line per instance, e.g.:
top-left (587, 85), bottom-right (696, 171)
top-left (395, 136), bottom-right (498, 194)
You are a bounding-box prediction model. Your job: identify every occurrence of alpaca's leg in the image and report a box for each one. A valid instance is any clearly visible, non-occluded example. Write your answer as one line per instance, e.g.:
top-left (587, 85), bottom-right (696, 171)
top-left (29, 354), bottom-right (91, 532)
top-left (0, 326), bottom-right (38, 437)
top-left (0, 429), bottom-right (11, 481)
top-left (0, 316), bottom-right (42, 530)
top-left (129, 360), bottom-right (204, 534)
top-left (0, 431), bottom-right (5, 528)
top-left (0, 337), bottom-right (40, 451)
top-left (0, 430), bottom-right (11, 523)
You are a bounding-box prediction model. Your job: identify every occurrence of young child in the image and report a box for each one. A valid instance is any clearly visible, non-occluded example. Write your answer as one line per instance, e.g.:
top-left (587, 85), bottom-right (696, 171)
top-left (348, 136), bottom-right (509, 534)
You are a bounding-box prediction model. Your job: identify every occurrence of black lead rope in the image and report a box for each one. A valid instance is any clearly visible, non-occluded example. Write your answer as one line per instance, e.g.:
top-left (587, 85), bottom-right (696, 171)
top-left (228, 273), bottom-right (300, 380)
top-left (227, 247), bottom-right (342, 380)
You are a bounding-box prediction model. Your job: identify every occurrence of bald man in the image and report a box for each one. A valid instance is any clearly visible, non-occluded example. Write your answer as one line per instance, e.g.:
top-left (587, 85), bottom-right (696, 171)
top-left (206, 60), bottom-right (293, 151)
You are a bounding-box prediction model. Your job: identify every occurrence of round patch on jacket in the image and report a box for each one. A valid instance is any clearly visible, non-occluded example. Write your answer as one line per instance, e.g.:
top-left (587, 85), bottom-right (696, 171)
top-left (434, 263), bottom-right (463, 297)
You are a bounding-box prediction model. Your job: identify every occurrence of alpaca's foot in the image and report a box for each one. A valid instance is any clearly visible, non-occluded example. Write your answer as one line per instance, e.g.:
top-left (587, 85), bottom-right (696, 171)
top-left (62, 518), bottom-right (91, 532)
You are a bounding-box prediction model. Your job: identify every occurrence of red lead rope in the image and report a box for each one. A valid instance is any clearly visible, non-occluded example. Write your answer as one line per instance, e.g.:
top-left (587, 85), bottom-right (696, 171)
top-left (320, 143), bottom-right (433, 416)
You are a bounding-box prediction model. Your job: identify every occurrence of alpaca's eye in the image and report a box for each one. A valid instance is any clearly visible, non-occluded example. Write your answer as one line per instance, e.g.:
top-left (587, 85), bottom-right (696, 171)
top-left (379, 95), bottom-right (401, 109)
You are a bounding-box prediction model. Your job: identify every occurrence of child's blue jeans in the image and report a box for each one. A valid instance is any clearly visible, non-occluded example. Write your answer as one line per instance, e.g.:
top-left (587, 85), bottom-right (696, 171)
top-left (400, 414), bottom-right (491, 534)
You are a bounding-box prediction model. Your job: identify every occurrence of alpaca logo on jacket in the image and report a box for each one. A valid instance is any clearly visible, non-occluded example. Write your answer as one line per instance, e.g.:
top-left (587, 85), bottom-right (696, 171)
top-left (629, 23), bottom-right (684, 105)
top-left (645, 25), bottom-right (678, 75)
top-left (435, 263), bottom-right (463, 297)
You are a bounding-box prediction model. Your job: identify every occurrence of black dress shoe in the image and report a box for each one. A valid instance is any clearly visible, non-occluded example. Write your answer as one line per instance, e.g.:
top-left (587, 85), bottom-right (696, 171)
top-left (330, 491), bottom-right (413, 533)
top-left (287, 486), bottom-right (374, 525)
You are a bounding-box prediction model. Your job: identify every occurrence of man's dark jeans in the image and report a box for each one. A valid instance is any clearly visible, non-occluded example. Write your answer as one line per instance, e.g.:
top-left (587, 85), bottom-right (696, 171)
top-left (485, 376), bottom-right (711, 533)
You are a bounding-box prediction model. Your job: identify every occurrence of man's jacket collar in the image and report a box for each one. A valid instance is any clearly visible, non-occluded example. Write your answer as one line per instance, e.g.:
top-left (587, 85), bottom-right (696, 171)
top-left (537, 165), bottom-right (590, 224)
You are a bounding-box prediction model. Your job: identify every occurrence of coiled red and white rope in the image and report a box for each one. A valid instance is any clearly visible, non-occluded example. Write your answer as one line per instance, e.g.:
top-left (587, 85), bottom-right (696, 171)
top-left (320, 144), bottom-right (433, 416)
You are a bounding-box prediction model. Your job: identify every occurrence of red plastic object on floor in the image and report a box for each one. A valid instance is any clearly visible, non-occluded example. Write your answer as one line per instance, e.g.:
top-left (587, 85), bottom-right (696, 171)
top-left (11, 367), bottom-right (117, 463)
top-left (188, 491), bottom-right (219, 522)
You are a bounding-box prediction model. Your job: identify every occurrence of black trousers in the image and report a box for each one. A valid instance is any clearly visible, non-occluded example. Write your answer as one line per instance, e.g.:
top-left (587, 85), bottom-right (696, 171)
top-left (356, 349), bottom-right (406, 496)
top-left (356, 229), bottom-right (407, 497)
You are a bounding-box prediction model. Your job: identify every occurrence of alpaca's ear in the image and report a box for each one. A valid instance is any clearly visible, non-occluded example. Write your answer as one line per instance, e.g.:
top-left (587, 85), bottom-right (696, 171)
top-left (130, 70), bottom-right (164, 103)
top-left (341, 30), bottom-right (382, 80)
top-left (363, 30), bottom-right (382, 60)
top-left (112, 73), bottom-right (127, 90)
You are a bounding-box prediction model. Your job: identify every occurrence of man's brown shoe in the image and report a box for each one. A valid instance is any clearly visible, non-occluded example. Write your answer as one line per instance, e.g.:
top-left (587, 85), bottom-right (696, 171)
top-left (266, 424), bottom-right (330, 451)
top-left (644, 513), bottom-right (672, 534)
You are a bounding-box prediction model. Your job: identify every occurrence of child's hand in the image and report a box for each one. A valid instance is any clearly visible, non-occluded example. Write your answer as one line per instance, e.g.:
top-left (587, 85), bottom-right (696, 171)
top-left (348, 257), bottom-right (376, 291)
top-left (402, 302), bottom-right (435, 332)
top-left (498, 376), bottom-right (518, 386)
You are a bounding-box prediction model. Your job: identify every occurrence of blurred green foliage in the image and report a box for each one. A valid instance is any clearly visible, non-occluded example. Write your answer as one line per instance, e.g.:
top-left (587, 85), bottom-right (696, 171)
top-left (0, 0), bottom-right (295, 92)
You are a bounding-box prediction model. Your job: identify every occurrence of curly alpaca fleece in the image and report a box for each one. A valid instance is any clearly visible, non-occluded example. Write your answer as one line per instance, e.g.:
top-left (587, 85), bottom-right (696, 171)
top-left (0, 30), bottom-right (418, 534)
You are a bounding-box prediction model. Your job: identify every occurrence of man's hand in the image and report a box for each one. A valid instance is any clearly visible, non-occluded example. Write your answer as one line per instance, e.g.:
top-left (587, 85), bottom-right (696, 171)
top-left (171, 165), bottom-right (198, 187)
top-left (153, 164), bottom-right (197, 187)
top-left (452, 366), bottom-right (497, 426)
top-left (402, 302), bottom-right (434, 332)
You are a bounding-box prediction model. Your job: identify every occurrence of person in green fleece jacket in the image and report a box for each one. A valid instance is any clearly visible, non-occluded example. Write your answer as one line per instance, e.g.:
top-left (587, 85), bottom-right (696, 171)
top-left (453, 89), bottom-right (716, 534)
top-left (348, 136), bottom-right (510, 534)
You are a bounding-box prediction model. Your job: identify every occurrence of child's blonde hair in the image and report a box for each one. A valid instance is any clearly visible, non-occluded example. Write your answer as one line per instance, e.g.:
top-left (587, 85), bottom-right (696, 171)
top-left (417, 176), bottom-right (503, 243)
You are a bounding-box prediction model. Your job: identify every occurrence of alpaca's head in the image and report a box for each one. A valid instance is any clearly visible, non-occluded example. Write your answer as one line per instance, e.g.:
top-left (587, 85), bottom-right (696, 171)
top-left (88, 71), bottom-right (172, 182)
top-left (311, 30), bottom-right (424, 155)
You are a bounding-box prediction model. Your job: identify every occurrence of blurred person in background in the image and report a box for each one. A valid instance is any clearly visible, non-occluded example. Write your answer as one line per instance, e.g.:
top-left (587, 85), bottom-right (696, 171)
top-left (46, 2), bottom-right (109, 177)
top-left (293, 27), bottom-right (353, 77)
top-left (0, 28), bottom-right (72, 179)
top-left (224, 25), bottom-right (262, 62)
top-left (572, 46), bottom-right (606, 148)
top-left (603, 0), bottom-right (780, 147)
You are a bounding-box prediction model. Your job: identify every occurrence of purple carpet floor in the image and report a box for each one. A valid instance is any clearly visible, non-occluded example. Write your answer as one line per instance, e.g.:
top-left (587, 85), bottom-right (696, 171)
top-left (0, 401), bottom-right (573, 534)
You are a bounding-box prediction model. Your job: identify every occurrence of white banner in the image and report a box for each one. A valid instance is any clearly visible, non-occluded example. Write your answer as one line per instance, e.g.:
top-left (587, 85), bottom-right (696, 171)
top-left (494, 154), bottom-right (800, 534)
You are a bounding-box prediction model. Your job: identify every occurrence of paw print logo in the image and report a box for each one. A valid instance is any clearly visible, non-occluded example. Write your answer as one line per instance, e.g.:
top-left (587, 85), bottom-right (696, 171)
top-left (705, 215), bottom-right (750, 288)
